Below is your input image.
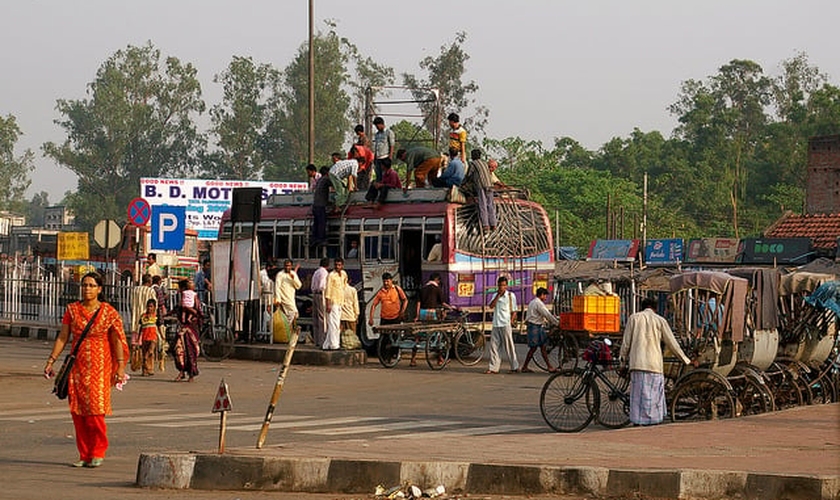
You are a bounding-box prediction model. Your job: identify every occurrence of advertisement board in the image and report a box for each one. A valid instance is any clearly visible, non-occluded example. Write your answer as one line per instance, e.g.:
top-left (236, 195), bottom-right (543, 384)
top-left (140, 178), bottom-right (307, 240)
top-left (684, 238), bottom-right (741, 263)
top-left (740, 238), bottom-right (811, 264)
top-left (586, 240), bottom-right (640, 262)
top-left (645, 238), bottom-right (684, 265)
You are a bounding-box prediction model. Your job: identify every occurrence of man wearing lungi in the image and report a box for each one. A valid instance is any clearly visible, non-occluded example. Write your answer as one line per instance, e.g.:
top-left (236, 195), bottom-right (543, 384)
top-left (620, 298), bottom-right (692, 425)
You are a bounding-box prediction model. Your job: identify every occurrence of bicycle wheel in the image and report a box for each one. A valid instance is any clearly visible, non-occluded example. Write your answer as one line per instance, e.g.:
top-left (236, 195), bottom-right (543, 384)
top-left (200, 323), bottom-right (235, 362)
top-left (454, 328), bottom-right (485, 366)
top-left (425, 330), bottom-right (451, 370)
top-left (377, 332), bottom-right (401, 368)
top-left (539, 369), bottom-right (598, 433)
top-left (593, 365), bottom-right (630, 429)
top-left (535, 331), bottom-right (579, 372)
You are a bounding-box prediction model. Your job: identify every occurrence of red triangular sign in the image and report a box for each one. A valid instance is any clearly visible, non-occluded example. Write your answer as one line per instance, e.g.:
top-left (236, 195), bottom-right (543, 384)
top-left (212, 379), bottom-right (232, 413)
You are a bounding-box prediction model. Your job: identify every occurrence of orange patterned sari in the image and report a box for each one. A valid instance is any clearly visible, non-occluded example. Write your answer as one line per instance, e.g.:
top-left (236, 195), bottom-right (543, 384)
top-left (62, 302), bottom-right (129, 416)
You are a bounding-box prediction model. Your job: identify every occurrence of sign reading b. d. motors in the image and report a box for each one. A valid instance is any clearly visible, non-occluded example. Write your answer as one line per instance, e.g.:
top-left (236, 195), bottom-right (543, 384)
top-left (140, 178), bottom-right (307, 240)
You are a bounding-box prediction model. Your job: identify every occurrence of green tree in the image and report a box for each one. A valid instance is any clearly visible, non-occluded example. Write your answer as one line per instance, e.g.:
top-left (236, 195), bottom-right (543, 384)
top-left (43, 42), bottom-right (205, 230)
top-left (0, 114), bottom-right (34, 213)
top-left (669, 59), bottom-right (772, 237)
top-left (403, 32), bottom-right (488, 148)
top-left (209, 56), bottom-right (280, 180)
top-left (264, 28), bottom-right (351, 181)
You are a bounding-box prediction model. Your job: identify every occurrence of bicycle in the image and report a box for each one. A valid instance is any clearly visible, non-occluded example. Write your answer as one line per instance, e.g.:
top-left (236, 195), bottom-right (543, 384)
top-left (448, 309), bottom-right (486, 365)
top-left (539, 338), bottom-right (630, 432)
top-left (198, 302), bottom-right (235, 362)
top-left (532, 326), bottom-right (580, 372)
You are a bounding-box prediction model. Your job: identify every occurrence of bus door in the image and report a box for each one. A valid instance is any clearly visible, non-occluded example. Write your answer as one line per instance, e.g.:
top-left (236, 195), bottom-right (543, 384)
top-left (358, 230), bottom-right (399, 345)
top-left (399, 229), bottom-right (423, 318)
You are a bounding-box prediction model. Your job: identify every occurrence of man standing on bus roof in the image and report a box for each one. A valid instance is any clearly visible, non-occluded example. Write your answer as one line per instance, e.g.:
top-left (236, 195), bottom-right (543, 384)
top-left (486, 276), bottom-right (520, 374)
top-left (306, 164), bottom-right (321, 192)
top-left (323, 258), bottom-right (348, 350)
top-left (348, 144), bottom-right (374, 191)
top-left (146, 253), bottom-right (162, 278)
top-left (431, 148), bottom-right (465, 188)
top-left (466, 148), bottom-right (497, 232)
top-left (274, 259), bottom-right (302, 330)
top-left (365, 158), bottom-right (401, 206)
top-left (448, 113), bottom-right (467, 164)
top-left (329, 157), bottom-right (361, 208)
top-left (354, 124), bottom-right (371, 148)
top-left (310, 258), bottom-right (330, 346)
top-left (372, 116), bottom-right (395, 183)
top-left (396, 146), bottom-right (445, 188)
top-left (311, 166), bottom-right (331, 247)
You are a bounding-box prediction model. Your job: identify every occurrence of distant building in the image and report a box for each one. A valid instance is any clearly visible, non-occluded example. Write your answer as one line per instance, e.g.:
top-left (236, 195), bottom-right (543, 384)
top-left (806, 135), bottom-right (840, 215)
top-left (0, 211), bottom-right (27, 254)
top-left (43, 205), bottom-right (75, 230)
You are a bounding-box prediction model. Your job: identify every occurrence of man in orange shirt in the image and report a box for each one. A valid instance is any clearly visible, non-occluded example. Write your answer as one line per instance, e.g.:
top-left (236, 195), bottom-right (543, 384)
top-left (368, 272), bottom-right (407, 329)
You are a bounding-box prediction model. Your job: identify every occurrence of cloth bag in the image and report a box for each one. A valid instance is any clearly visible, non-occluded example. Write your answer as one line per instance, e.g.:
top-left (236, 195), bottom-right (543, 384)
top-left (272, 308), bottom-right (290, 343)
top-left (54, 308), bottom-right (101, 400)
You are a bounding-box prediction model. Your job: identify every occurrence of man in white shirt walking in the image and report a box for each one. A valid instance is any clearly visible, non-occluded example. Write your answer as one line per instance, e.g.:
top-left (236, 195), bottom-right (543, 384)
top-left (486, 276), bottom-right (519, 374)
top-left (274, 259), bottom-right (302, 329)
top-left (520, 287), bottom-right (559, 373)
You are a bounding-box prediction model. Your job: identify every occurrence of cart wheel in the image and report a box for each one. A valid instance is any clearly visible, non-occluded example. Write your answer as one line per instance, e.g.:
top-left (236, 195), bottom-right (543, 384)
top-left (733, 376), bottom-right (774, 416)
top-left (377, 332), bottom-right (401, 368)
top-left (454, 328), bottom-right (485, 366)
top-left (540, 369), bottom-right (598, 433)
top-left (670, 373), bottom-right (736, 422)
top-left (425, 330), bottom-right (451, 370)
top-left (768, 369), bottom-right (804, 410)
top-left (593, 364), bottom-right (630, 429)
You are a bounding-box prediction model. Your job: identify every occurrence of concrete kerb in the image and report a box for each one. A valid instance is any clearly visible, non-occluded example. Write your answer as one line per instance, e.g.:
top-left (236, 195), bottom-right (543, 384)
top-left (136, 453), bottom-right (840, 499)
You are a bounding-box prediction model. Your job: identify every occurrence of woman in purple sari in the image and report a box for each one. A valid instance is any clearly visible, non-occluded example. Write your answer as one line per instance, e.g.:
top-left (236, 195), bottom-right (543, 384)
top-left (173, 278), bottom-right (200, 382)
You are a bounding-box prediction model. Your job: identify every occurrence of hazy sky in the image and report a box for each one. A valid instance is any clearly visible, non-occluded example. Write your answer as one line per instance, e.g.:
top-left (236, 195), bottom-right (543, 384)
top-left (3, 0), bottom-right (839, 203)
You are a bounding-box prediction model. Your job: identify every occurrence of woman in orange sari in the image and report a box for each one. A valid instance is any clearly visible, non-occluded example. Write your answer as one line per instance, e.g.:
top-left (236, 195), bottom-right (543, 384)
top-left (44, 272), bottom-right (129, 468)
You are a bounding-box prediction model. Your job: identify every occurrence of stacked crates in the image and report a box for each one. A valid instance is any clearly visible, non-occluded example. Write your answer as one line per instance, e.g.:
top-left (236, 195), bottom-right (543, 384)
top-left (560, 296), bottom-right (621, 333)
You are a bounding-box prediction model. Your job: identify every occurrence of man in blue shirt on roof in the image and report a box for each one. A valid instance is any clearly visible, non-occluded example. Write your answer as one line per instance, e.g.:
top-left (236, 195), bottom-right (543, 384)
top-left (431, 148), bottom-right (465, 188)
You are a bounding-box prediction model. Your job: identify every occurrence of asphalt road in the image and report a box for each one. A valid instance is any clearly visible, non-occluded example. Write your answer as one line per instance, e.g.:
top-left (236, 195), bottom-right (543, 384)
top-left (0, 336), bottom-right (609, 500)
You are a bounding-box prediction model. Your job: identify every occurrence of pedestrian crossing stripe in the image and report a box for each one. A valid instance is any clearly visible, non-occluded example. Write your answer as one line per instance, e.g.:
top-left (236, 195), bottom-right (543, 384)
top-left (0, 407), bottom-right (542, 437)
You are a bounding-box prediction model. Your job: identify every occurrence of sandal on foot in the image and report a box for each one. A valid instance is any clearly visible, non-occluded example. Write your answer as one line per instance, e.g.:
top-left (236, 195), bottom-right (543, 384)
top-left (87, 458), bottom-right (104, 467)
top-left (72, 460), bottom-right (87, 468)
top-left (484, 370), bottom-right (498, 374)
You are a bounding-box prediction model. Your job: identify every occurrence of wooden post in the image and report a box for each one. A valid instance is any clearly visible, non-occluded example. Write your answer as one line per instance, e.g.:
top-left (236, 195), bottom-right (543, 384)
top-left (218, 411), bottom-right (227, 454)
top-left (256, 328), bottom-right (299, 449)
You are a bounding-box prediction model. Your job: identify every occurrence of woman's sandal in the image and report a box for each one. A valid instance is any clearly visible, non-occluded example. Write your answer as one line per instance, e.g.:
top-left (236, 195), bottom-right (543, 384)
top-left (484, 370), bottom-right (498, 374)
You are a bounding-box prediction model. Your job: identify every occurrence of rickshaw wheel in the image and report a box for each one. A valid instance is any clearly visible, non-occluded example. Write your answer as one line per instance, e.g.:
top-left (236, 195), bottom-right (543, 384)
top-left (670, 373), bottom-right (736, 422)
top-left (377, 332), bottom-right (401, 368)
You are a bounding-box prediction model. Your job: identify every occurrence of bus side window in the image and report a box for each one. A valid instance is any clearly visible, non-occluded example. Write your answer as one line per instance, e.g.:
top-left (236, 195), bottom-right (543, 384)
top-left (363, 235), bottom-right (378, 261)
top-left (275, 234), bottom-right (290, 259)
top-left (381, 234), bottom-right (396, 261)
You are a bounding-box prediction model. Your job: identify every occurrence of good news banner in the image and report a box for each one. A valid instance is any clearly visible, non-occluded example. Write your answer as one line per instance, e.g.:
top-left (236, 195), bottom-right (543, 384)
top-left (140, 178), bottom-right (308, 240)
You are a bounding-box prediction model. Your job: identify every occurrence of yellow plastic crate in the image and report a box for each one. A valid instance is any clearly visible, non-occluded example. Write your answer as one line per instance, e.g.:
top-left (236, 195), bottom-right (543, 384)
top-left (572, 295), bottom-right (620, 314)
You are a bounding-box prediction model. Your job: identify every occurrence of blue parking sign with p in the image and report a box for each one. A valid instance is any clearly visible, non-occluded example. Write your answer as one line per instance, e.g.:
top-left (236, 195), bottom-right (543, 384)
top-left (151, 206), bottom-right (186, 251)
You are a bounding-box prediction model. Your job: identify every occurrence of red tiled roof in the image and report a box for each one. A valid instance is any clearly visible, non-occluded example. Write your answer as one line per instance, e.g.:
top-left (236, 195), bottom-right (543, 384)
top-left (764, 212), bottom-right (840, 250)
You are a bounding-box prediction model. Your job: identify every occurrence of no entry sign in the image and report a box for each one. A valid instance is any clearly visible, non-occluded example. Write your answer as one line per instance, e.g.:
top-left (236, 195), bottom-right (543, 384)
top-left (127, 197), bottom-right (151, 227)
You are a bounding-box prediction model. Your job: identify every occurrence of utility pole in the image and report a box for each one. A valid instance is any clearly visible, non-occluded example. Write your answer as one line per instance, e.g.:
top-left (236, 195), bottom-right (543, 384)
top-left (307, 0), bottom-right (315, 164)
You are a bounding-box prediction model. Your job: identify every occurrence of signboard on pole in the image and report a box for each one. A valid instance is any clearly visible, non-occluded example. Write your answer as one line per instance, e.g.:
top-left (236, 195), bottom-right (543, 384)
top-left (127, 197), bottom-right (151, 227)
top-left (587, 240), bottom-right (640, 262)
top-left (645, 238), bottom-right (683, 266)
top-left (140, 178), bottom-right (307, 240)
top-left (57, 232), bottom-right (90, 261)
top-left (150, 206), bottom-right (186, 251)
top-left (210, 238), bottom-right (260, 303)
top-left (93, 219), bottom-right (121, 249)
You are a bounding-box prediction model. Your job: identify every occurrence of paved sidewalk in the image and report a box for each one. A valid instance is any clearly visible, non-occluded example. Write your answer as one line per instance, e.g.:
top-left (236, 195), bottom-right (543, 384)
top-left (138, 403), bottom-right (839, 499)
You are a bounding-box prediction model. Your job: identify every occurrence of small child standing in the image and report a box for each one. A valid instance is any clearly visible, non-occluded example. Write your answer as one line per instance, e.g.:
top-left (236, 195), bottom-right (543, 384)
top-left (139, 299), bottom-right (160, 376)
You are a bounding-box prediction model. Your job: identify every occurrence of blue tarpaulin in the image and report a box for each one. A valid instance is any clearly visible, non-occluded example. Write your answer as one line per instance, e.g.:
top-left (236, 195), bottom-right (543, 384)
top-left (804, 281), bottom-right (840, 317)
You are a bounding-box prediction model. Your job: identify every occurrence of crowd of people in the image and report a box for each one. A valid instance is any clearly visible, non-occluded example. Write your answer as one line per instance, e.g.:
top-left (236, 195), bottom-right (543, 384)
top-left (306, 112), bottom-right (511, 246)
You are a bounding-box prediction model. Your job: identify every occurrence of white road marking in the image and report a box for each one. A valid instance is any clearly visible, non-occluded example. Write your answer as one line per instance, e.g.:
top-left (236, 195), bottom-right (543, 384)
top-left (298, 419), bottom-right (462, 436)
top-left (226, 416), bottom-right (387, 432)
top-left (382, 424), bottom-right (543, 439)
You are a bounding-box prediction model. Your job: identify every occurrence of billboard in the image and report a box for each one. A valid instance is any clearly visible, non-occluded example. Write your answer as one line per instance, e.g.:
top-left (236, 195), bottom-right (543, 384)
top-left (645, 238), bottom-right (683, 265)
top-left (684, 238), bottom-right (741, 263)
top-left (586, 240), bottom-right (640, 262)
top-left (740, 238), bottom-right (812, 264)
top-left (140, 178), bottom-right (307, 240)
